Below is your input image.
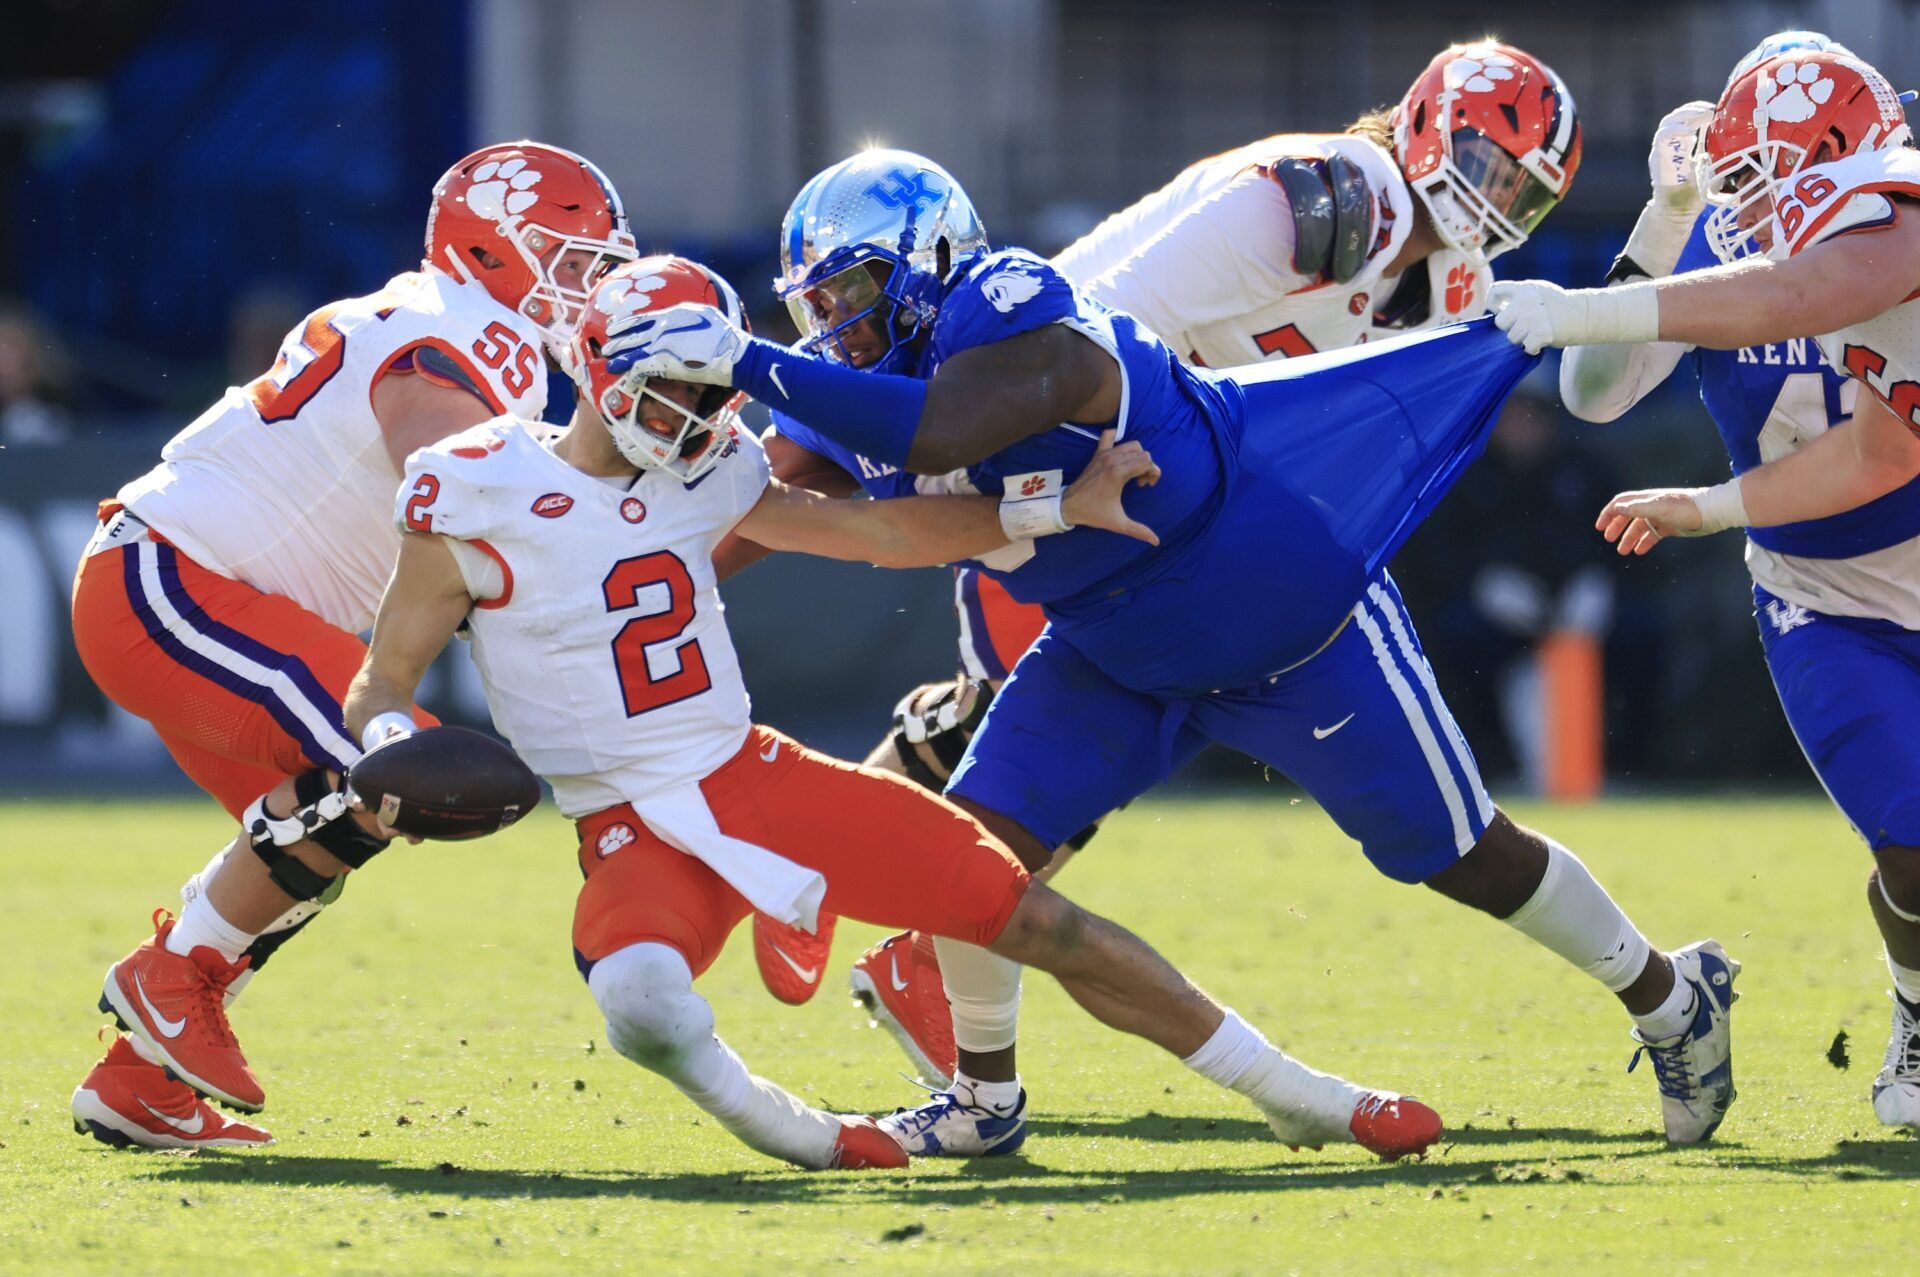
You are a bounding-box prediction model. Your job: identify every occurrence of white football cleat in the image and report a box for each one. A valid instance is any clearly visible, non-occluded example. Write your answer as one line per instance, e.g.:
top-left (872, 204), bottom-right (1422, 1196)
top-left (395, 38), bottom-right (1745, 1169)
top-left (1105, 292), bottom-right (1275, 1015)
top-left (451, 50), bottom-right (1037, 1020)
top-left (878, 1078), bottom-right (1026, 1158)
top-left (1871, 991), bottom-right (1920, 1133)
top-left (1628, 939), bottom-right (1739, 1144)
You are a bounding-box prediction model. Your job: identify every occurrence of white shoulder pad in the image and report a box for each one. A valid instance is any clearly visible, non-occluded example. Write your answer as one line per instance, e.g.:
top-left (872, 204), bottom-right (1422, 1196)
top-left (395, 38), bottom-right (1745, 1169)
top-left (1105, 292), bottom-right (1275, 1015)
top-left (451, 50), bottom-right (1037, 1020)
top-left (396, 417), bottom-right (526, 541)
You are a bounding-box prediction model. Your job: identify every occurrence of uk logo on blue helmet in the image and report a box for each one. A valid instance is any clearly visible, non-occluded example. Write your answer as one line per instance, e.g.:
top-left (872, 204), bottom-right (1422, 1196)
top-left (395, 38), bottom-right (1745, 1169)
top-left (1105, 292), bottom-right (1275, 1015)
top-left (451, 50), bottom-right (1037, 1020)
top-left (776, 149), bottom-right (989, 374)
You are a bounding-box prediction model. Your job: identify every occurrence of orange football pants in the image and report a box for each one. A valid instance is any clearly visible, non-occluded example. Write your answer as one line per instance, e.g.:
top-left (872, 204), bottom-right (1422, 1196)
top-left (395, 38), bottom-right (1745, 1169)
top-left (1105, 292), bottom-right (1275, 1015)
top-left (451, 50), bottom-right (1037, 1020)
top-left (572, 725), bottom-right (1031, 978)
top-left (71, 514), bottom-right (436, 819)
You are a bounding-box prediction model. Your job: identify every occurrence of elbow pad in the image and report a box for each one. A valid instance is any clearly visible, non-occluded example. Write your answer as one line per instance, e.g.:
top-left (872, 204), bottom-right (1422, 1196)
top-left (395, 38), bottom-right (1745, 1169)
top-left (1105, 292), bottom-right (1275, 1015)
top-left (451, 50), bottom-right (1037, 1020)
top-left (1265, 154), bottom-right (1376, 285)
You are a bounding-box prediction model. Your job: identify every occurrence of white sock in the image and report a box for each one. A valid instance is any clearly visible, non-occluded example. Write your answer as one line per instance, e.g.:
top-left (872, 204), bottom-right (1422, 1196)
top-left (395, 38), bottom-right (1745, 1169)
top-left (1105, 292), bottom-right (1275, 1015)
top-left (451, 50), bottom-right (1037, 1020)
top-left (932, 936), bottom-right (1023, 1053)
top-left (1889, 951), bottom-right (1920, 1007)
top-left (950, 1071), bottom-right (1022, 1114)
top-left (1631, 971), bottom-right (1698, 1042)
top-left (165, 889), bottom-right (257, 964)
top-left (1183, 1011), bottom-right (1362, 1145)
top-left (1503, 839), bottom-right (1652, 993)
top-left (590, 942), bottom-right (840, 1169)
top-left (671, 1035), bottom-right (842, 1168)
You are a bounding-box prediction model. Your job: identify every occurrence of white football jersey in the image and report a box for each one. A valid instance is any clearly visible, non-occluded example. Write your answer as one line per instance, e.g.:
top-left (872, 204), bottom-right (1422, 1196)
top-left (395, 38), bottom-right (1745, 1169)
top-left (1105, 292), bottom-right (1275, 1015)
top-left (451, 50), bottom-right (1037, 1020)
top-left (1789, 149), bottom-right (1920, 424)
top-left (118, 269), bottom-right (550, 633)
top-left (1055, 134), bottom-right (1488, 368)
top-left (399, 418), bottom-right (770, 818)
top-left (1750, 147), bottom-right (1920, 627)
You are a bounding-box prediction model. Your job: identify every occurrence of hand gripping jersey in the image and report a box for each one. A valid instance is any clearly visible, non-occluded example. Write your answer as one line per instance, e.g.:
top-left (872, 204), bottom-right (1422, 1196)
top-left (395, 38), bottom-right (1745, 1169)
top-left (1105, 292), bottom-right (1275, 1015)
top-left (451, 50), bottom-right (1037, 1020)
top-left (398, 419), bottom-right (769, 817)
top-left (1052, 134), bottom-right (1488, 366)
top-left (773, 249), bottom-right (1535, 695)
top-left (117, 270), bottom-right (551, 633)
top-left (1672, 212), bottom-right (1920, 626)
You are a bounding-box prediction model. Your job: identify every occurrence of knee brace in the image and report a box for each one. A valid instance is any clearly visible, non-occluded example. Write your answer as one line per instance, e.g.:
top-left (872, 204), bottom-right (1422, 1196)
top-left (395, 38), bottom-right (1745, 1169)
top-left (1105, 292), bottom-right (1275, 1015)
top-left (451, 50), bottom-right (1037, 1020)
top-left (891, 677), bottom-right (991, 792)
top-left (244, 770), bottom-right (390, 901)
top-left (587, 943), bottom-right (713, 1069)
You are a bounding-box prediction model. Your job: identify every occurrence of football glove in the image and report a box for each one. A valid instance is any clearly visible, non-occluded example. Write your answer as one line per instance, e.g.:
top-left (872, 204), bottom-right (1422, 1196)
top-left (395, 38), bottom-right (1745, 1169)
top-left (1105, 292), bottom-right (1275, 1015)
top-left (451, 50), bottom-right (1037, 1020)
top-left (602, 302), bottom-right (749, 387)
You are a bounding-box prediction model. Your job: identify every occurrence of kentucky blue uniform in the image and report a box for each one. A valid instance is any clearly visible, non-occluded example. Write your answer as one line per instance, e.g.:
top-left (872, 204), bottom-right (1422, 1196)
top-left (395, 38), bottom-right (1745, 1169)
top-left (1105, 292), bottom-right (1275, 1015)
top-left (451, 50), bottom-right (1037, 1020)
top-left (776, 248), bottom-right (1533, 877)
top-left (1676, 215), bottom-right (1920, 849)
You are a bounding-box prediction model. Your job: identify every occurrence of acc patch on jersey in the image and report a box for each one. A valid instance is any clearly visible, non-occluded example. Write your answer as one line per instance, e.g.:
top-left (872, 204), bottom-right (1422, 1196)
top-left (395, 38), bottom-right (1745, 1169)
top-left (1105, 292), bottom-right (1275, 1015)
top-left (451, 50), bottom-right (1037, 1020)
top-left (532, 492), bottom-right (574, 518)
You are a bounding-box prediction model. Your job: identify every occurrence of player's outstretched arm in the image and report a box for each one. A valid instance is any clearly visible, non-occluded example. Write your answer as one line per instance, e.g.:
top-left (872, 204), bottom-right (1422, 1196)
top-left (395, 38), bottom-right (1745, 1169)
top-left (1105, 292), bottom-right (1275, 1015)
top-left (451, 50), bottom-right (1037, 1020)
top-left (735, 429), bottom-right (1160, 568)
top-left (343, 533), bottom-right (476, 741)
top-left (601, 302), bottom-right (1120, 477)
top-left (712, 432), bottom-right (861, 581)
top-left (1596, 392), bottom-right (1920, 553)
top-left (1495, 210), bottom-right (1920, 355)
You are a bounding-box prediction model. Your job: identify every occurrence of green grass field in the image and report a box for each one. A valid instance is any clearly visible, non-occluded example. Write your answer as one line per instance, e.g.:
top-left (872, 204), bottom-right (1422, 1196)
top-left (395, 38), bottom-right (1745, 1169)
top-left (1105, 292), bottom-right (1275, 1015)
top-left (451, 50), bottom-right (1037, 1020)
top-left (3, 795), bottom-right (1915, 1275)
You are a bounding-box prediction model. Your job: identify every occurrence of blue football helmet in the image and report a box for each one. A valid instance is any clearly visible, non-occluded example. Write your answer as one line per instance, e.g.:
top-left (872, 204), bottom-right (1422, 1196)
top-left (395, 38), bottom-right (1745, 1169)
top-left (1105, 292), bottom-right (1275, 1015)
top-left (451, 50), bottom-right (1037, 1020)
top-left (776, 148), bottom-right (989, 373)
top-left (1726, 30), bottom-right (1853, 88)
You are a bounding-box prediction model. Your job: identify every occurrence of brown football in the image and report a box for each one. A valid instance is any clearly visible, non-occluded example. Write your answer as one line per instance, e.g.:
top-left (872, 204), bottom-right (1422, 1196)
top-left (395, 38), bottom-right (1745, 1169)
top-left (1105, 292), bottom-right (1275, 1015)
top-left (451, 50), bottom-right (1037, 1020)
top-left (346, 726), bottom-right (541, 840)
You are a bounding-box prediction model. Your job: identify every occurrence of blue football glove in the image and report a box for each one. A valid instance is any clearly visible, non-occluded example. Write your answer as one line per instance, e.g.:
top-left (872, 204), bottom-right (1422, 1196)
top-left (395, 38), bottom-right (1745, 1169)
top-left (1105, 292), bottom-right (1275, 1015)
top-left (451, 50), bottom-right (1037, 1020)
top-left (602, 302), bottom-right (749, 387)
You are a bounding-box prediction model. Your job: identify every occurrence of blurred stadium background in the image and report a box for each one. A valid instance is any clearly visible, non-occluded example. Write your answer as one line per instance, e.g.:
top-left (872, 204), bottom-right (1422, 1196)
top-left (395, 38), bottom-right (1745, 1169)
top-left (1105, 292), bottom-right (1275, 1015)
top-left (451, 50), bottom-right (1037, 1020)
top-left (3, 0), bottom-right (1913, 798)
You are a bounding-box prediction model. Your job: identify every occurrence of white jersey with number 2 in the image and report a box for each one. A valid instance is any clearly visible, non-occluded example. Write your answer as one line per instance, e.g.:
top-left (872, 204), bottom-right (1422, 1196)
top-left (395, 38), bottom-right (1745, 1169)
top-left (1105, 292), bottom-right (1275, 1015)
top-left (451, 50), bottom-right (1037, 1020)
top-left (398, 418), bottom-right (770, 818)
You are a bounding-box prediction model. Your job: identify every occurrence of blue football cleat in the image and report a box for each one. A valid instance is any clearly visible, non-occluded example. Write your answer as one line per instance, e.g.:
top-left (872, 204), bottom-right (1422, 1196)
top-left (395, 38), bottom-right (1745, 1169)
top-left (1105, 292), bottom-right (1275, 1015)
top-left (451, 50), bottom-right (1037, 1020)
top-left (878, 1080), bottom-right (1027, 1158)
top-left (1629, 939), bottom-right (1739, 1144)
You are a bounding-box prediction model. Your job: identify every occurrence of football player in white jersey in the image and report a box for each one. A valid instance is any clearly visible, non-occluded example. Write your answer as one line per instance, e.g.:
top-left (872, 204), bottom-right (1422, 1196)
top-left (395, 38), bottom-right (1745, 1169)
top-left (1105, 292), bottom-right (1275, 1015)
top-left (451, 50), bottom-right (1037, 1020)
top-left (68, 142), bottom-right (637, 1150)
top-left (741, 40), bottom-right (1586, 1069)
top-left (339, 256), bottom-right (1445, 1170)
top-left (1489, 48), bottom-right (1920, 1130)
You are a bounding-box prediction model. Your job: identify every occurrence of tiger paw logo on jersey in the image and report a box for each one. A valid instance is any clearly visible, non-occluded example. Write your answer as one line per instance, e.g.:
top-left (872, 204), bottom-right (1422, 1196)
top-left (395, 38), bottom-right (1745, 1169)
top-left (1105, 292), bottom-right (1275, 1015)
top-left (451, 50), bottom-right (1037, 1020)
top-left (466, 157), bottom-right (545, 220)
top-left (531, 493), bottom-right (574, 518)
top-left (1444, 264), bottom-right (1478, 313)
top-left (1755, 61), bottom-right (1836, 125)
top-left (620, 497), bottom-right (646, 524)
top-left (983, 262), bottom-right (1045, 314)
top-left (596, 822), bottom-right (637, 858)
top-left (1445, 52), bottom-right (1517, 93)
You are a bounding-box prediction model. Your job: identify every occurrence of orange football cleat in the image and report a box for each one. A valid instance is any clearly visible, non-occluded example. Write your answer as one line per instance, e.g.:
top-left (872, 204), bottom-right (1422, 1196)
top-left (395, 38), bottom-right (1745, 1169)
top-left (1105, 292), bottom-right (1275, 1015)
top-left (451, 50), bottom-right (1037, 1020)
top-left (827, 1115), bottom-right (910, 1169)
top-left (100, 910), bottom-right (264, 1113)
top-left (752, 911), bottom-right (837, 1006)
top-left (1347, 1093), bottom-right (1444, 1161)
top-left (848, 931), bottom-right (956, 1087)
top-left (71, 1035), bottom-right (274, 1151)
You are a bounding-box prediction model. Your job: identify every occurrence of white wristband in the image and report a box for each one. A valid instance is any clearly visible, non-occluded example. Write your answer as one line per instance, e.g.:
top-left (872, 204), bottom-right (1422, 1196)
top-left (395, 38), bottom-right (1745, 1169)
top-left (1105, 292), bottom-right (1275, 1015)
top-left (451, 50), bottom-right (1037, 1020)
top-left (1691, 478), bottom-right (1749, 535)
top-left (1620, 199), bottom-right (1698, 280)
top-left (999, 470), bottom-right (1072, 540)
top-left (360, 712), bottom-right (417, 753)
top-left (1584, 281), bottom-right (1662, 345)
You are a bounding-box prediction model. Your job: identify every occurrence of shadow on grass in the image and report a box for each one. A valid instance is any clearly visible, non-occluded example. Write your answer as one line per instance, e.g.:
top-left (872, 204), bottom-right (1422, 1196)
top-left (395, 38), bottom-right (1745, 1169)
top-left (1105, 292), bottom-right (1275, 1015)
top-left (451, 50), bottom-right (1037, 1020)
top-left (142, 1131), bottom-right (1689, 1208)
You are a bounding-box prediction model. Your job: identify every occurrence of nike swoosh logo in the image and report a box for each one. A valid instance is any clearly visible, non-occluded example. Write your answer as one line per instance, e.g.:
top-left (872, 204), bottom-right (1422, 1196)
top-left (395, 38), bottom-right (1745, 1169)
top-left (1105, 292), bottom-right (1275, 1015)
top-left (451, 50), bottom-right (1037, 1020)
top-left (1312, 713), bottom-right (1356, 740)
top-left (134, 971), bottom-right (187, 1039)
top-left (770, 945), bottom-right (818, 985)
top-left (136, 1096), bottom-right (204, 1135)
top-left (760, 740), bottom-right (780, 762)
top-left (889, 956), bottom-right (910, 992)
top-left (768, 363), bottom-right (789, 399)
top-left (660, 315), bottom-right (713, 340)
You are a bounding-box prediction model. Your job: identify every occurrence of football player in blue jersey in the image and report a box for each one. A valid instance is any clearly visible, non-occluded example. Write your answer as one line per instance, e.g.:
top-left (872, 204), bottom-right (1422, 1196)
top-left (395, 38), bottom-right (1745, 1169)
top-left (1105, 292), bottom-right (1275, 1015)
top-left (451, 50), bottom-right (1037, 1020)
top-left (1558, 30), bottom-right (1920, 1134)
top-left (604, 147), bottom-right (1737, 1152)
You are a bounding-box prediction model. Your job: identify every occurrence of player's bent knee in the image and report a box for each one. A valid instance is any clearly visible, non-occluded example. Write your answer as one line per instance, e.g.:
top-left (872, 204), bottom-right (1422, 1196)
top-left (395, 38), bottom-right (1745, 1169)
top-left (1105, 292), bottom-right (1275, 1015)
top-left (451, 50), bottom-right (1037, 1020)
top-left (1873, 851), bottom-right (1920, 920)
top-left (987, 885), bottom-right (1086, 968)
top-left (587, 942), bottom-right (713, 1068)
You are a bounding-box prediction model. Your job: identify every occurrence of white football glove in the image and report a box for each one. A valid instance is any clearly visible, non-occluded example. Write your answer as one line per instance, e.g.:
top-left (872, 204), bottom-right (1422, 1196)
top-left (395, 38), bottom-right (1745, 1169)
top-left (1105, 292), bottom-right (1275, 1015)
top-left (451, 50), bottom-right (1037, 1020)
top-left (601, 302), bottom-right (750, 387)
top-left (1649, 100), bottom-right (1715, 216)
top-left (1489, 280), bottom-right (1662, 354)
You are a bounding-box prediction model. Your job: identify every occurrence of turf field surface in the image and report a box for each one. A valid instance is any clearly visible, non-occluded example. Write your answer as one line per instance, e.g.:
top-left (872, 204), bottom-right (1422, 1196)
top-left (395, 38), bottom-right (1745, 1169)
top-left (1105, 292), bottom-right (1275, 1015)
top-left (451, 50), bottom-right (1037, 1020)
top-left (2, 795), bottom-right (1914, 1275)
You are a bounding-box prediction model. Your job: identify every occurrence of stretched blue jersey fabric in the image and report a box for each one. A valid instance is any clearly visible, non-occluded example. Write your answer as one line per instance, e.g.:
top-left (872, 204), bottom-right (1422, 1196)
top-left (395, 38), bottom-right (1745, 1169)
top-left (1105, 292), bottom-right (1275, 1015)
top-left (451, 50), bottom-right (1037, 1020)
top-left (1676, 214), bottom-right (1920, 558)
top-left (773, 247), bottom-right (1537, 695)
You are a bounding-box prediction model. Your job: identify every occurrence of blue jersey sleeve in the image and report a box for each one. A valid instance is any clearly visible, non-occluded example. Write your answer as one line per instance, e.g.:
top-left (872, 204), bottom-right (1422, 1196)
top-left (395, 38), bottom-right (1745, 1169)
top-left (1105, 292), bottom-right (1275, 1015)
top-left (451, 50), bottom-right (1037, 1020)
top-left (1673, 213), bottom-right (1718, 276)
top-left (765, 410), bottom-right (918, 499)
top-left (932, 249), bottom-right (1080, 358)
